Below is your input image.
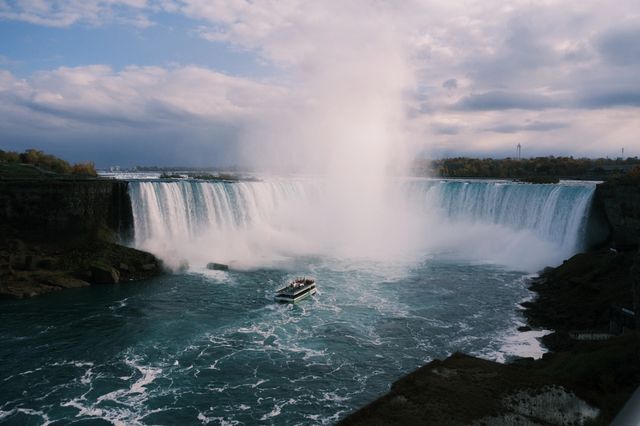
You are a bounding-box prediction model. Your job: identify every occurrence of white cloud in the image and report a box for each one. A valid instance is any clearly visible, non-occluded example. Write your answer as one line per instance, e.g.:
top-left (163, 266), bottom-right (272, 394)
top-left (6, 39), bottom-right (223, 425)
top-left (0, 0), bottom-right (152, 27)
top-left (1, 0), bottom-right (639, 160)
top-left (0, 64), bottom-right (283, 126)
top-left (0, 65), bottom-right (289, 167)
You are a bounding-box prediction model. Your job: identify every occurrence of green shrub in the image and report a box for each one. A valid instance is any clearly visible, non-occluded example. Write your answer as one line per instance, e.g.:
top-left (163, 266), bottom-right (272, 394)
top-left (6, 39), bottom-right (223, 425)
top-left (71, 162), bottom-right (98, 177)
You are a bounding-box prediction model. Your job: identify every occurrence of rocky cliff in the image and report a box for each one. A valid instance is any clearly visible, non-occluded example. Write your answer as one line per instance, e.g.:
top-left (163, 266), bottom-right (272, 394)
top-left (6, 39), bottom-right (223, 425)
top-left (0, 178), bottom-right (160, 298)
top-left (0, 179), bottom-right (133, 241)
top-left (595, 176), bottom-right (640, 249)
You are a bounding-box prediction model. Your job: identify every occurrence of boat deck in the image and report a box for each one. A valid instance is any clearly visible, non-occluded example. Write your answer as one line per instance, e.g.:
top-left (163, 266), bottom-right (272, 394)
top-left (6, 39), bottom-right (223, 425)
top-left (275, 279), bottom-right (317, 303)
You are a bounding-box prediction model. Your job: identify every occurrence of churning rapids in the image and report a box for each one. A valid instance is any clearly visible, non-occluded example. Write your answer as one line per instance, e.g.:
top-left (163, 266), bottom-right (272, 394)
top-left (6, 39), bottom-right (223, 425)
top-left (0, 177), bottom-right (598, 425)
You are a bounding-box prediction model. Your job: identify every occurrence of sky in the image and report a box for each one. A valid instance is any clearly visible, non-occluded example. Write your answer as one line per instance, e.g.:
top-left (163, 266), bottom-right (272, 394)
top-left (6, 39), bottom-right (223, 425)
top-left (0, 0), bottom-right (639, 167)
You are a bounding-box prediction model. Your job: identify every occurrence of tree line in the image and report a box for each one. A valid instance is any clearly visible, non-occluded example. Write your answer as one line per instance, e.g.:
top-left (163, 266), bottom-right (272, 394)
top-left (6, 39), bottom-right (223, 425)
top-left (0, 149), bottom-right (97, 177)
top-left (413, 156), bottom-right (640, 180)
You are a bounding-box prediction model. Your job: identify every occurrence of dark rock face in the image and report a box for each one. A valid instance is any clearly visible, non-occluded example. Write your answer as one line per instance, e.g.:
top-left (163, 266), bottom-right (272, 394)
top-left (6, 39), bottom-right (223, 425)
top-left (0, 179), bottom-right (133, 242)
top-left (595, 179), bottom-right (640, 249)
top-left (90, 264), bottom-right (120, 284)
top-left (0, 237), bottom-right (162, 298)
top-left (525, 250), bottom-right (635, 351)
top-left (633, 252), bottom-right (640, 329)
top-left (339, 335), bottom-right (640, 425)
top-left (0, 179), bottom-right (160, 298)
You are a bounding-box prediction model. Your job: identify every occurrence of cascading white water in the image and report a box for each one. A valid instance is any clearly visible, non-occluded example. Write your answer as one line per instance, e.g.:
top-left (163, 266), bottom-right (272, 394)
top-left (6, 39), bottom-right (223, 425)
top-left (409, 180), bottom-right (595, 251)
top-left (128, 178), bottom-right (597, 272)
top-left (130, 180), bottom-right (310, 243)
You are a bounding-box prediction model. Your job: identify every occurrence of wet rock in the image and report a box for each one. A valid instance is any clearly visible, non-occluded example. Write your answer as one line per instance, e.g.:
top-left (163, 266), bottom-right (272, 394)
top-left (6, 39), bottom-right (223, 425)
top-left (23, 255), bottom-right (39, 271)
top-left (37, 257), bottom-right (55, 269)
top-left (206, 262), bottom-right (229, 271)
top-left (90, 264), bottom-right (120, 284)
top-left (339, 335), bottom-right (640, 426)
top-left (142, 263), bottom-right (157, 271)
top-left (36, 273), bottom-right (90, 289)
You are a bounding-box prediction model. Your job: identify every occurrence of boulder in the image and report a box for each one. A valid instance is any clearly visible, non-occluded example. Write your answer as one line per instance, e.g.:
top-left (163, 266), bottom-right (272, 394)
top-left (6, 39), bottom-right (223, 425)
top-left (90, 264), bottom-right (120, 284)
top-left (23, 255), bottom-right (39, 271)
top-left (37, 257), bottom-right (56, 269)
top-left (36, 273), bottom-right (90, 289)
top-left (206, 262), bottom-right (229, 271)
top-left (142, 263), bottom-right (157, 271)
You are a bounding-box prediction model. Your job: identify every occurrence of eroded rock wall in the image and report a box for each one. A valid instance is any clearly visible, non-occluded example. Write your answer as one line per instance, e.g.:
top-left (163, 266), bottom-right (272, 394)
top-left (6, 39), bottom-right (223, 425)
top-left (595, 179), bottom-right (640, 249)
top-left (0, 179), bottom-right (133, 242)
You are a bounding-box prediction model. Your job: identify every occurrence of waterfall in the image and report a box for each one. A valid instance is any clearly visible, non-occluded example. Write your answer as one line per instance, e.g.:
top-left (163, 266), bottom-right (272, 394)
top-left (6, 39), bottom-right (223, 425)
top-left (128, 178), bottom-right (597, 272)
top-left (129, 180), bottom-right (311, 245)
top-left (407, 180), bottom-right (595, 253)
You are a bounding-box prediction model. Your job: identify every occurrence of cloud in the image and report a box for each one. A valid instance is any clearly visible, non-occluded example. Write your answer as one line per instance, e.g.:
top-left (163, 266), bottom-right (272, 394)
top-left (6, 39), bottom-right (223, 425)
top-left (484, 121), bottom-right (569, 134)
top-left (576, 90), bottom-right (640, 109)
top-left (0, 65), bottom-right (286, 165)
top-left (1, 0), bottom-right (639, 162)
top-left (1, 64), bottom-right (282, 124)
top-left (0, 0), bottom-right (152, 27)
top-left (442, 78), bottom-right (457, 90)
top-left (454, 91), bottom-right (559, 111)
top-left (596, 25), bottom-right (640, 66)
top-left (432, 123), bottom-right (463, 135)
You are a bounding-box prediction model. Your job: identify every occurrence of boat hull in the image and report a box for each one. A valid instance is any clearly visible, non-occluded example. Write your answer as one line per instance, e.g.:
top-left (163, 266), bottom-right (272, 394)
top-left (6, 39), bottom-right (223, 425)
top-left (274, 287), bottom-right (317, 303)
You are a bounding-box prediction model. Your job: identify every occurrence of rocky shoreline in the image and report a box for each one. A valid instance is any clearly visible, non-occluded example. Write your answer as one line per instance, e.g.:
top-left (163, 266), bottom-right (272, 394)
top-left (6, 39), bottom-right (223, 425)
top-left (0, 237), bottom-right (162, 299)
top-left (340, 176), bottom-right (640, 425)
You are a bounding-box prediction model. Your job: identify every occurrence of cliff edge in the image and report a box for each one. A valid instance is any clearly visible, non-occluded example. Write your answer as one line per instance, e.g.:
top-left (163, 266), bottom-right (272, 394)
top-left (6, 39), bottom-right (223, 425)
top-left (0, 178), bottom-right (162, 298)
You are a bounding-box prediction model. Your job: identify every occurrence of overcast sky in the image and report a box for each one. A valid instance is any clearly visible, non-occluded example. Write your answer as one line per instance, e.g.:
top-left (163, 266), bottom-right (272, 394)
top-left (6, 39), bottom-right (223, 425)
top-left (0, 0), bottom-right (639, 167)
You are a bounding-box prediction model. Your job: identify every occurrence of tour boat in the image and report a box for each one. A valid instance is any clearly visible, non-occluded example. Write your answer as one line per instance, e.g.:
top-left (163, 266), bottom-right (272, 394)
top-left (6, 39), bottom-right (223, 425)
top-left (274, 278), bottom-right (317, 303)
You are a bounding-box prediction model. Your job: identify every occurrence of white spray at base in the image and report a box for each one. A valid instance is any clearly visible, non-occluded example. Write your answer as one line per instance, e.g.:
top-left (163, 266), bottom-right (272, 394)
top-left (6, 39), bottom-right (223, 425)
top-left (128, 178), bottom-right (596, 273)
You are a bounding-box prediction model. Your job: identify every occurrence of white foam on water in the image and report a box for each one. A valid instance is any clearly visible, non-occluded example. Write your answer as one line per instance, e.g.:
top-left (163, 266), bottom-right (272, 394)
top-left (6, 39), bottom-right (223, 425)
top-left (0, 407), bottom-right (53, 426)
top-left (496, 327), bottom-right (552, 363)
top-left (97, 357), bottom-right (161, 402)
top-left (57, 355), bottom-right (165, 426)
top-left (197, 412), bottom-right (240, 426)
top-left (258, 398), bottom-right (299, 421)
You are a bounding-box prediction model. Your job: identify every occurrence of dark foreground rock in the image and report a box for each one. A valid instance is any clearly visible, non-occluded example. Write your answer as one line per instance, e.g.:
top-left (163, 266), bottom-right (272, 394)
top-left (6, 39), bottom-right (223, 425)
top-left (525, 250), bottom-right (635, 351)
top-left (341, 334), bottom-right (639, 426)
top-left (595, 175), bottom-right (640, 250)
top-left (0, 237), bottom-right (162, 298)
